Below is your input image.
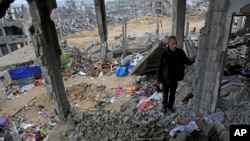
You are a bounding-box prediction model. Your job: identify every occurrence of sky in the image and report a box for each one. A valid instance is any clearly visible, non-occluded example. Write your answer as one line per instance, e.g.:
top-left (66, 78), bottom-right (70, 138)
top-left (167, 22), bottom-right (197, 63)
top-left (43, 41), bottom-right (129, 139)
top-left (11, 0), bottom-right (26, 6)
top-left (11, 0), bottom-right (91, 6)
top-left (11, 0), bottom-right (194, 7)
top-left (11, 0), bottom-right (116, 6)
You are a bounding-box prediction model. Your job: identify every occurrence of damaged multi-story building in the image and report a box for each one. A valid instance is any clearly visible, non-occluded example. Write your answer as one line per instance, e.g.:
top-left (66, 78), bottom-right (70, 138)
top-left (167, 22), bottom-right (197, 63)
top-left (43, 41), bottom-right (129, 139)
top-left (0, 5), bottom-right (31, 57)
top-left (106, 0), bottom-right (172, 22)
top-left (51, 0), bottom-right (98, 37)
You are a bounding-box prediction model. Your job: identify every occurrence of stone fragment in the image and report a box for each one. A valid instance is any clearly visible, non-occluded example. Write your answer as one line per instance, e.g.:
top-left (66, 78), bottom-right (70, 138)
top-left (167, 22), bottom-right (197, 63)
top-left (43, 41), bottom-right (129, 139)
top-left (74, 112), bottom-right (85, 123)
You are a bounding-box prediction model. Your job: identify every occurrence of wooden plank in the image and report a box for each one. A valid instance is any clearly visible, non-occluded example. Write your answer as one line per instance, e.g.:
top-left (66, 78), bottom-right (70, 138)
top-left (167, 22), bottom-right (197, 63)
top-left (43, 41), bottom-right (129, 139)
top-left (130, 42), bottom-right (167, 75)
top-left (11, 96), bottom-right (37, 117)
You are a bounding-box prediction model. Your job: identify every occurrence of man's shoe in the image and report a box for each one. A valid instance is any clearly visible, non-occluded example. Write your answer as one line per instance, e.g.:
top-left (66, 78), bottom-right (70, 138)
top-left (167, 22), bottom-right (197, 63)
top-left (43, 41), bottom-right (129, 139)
top-left (161, 107), bottom-right (167, 113)
top-left (168, 107), bottom-right (176, 113)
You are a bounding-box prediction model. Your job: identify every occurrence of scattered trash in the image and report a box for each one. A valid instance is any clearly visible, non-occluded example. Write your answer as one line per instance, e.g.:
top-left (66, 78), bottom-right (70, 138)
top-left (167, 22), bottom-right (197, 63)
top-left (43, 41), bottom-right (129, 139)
top-left (115, 87), bottom-right (122, 95)
top-left (98, 72), bottom-right (104, 78)
top-left (39, 111), bottom-right (49, 118)
top-left (78, 71), bottom-right (86, 76)
top-left (20, 84), bottom-right (35, 92)
top-left (115, 67), bottom-right (129, 77)
top-left (110, 96), bottom-right (115, 103)
top-left (0, 113), bottom-right (9, 127)
top-left (169, 121), bottom-right (199, 137)
top-left (146, 91), bottom-right (160, 101)
top-left (20, 123), bottom-right (34, 130)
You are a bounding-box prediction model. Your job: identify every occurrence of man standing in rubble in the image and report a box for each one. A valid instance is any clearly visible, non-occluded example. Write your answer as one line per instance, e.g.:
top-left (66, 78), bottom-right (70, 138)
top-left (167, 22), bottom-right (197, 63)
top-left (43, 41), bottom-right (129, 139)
top-left (156, 35), bottom-right (196, 113)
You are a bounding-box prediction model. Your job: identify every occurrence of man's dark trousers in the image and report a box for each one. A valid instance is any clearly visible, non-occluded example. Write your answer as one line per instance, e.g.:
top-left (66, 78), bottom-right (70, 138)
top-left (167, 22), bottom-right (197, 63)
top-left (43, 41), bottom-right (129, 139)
top-left (162, 80), bottom-right (178, 108)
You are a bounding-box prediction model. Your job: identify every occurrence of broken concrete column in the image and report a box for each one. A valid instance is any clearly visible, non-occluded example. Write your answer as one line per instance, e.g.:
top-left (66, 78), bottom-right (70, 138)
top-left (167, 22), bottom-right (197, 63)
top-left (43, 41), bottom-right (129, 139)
top-left (21, 21), bottom-right (31, 46)
top-left (122, 22), bottom-right (127, 51)
top-left (243, 16), bottom-right (250, 33)
top-left (185, 22), bottom-right (189, 36)
top-left (27, 0), bottom-right (70, 118)
top-left (0, 27), bottom-right (6, 36)
top-left (0, 49), bottom-right (3, 57)
top-left (94, 0), bottom-right (108, 63)
top-left (193, 0), bottom-right (229, 117)
top-left (6, 44), bottom-right (11, 54)
top-left (172, 0), bottom-right (186, 49)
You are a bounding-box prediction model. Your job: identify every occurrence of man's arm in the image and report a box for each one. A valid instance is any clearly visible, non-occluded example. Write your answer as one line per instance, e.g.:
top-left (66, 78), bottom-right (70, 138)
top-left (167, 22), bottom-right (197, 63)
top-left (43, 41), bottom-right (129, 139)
top-left (181, 49), bottom-right (196, 65)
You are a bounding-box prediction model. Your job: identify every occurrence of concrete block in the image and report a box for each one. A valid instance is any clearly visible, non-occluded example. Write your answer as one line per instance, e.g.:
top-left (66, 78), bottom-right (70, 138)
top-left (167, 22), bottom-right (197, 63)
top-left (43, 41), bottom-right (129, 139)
top-left (0, 88), bottom-right (7, 102)
top-left (176, 131), bottom-right (188, 141)
top-left (219, 131), bottom-right (230, 141)
top-left (202, 123), bottom-right (216, 136)
top-left (0, 70), bottom-right (12, 88)
top-left (214, 120), bottom-right (228, 135)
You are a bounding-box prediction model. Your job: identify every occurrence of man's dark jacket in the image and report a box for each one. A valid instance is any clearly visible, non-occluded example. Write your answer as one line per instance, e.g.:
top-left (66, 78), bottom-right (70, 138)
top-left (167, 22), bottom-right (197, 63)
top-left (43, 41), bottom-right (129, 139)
top-left (157, 47), bottom-right (193, 83)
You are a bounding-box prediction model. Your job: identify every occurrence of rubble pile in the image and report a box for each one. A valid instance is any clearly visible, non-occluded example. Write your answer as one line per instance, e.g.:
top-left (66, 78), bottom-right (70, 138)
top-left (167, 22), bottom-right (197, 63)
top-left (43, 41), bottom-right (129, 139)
top-left (52, 3), bottom-right (97, 37)
top-left (5, 110), bottom-right (58, 141)
top-left (186, 6), bottom-right (207, 17)
top-left (65, 82), bottom-right (109, 110)
top-left (67, 110), bottom-right (170, 140)
top-left (219, 80), bottom-right (250, 127)
top-left (4, 64), bottom-right (249, 141)
top-left (60, 34), bottom-right (157, 78)
top-left (60, 48), bottom-right (115, 78)
top-left (224, 35), bottom-right (250, 86)
top-left (186, 0), bottom-right (208, 16)
top-left (63, 104), bottom-right (225, 141)
top-left (48, 66), bottom-right (222, 141)
top-left (51, 0), bottom-right (175, 37)
top-left (0, 84), bottom-right (58, 141)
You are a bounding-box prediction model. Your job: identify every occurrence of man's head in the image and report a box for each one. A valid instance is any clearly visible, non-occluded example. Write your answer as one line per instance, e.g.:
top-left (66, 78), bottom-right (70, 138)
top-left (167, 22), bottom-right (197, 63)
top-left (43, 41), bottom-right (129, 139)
top-left (167, 35), bottom-right (177, 51)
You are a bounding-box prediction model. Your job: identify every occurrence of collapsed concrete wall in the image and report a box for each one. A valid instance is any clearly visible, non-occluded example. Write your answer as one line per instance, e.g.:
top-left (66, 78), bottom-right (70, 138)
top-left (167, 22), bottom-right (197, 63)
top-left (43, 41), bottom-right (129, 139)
top-left (193, 0), bottom-right (250, 117)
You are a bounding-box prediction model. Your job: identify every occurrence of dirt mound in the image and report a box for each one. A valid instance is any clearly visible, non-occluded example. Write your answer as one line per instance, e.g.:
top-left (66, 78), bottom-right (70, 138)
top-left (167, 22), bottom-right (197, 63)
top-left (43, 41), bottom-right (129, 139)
top-left (64, 15), bottom-right (205, 49)
top-left (65, 30), bottom-right (98, 39)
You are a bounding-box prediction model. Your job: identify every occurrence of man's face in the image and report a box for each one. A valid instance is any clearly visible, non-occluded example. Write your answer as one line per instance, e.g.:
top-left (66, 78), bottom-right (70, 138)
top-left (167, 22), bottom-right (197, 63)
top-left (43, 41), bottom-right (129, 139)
top-left (168, 39), bottom-right (177, 51)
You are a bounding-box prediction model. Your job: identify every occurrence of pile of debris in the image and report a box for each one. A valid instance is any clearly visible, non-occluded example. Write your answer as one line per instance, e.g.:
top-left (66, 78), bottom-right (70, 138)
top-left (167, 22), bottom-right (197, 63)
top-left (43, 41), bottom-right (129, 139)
top-left (0, 84), bottom-right (58, 141)
top-left (3, 63), bottom-right (249, 140)
top-left (224, 35), bottom-right (250, 86)
top-left (0, 112), bottom-right (58, 141)
top-left (60, 36), bottom-right (155, 78)
top-left (43, 65), bottom-right (221, 141)
top-left (57, 64), bottom-right (249, 141)
top-left (52, 5), bottom-right (97, 37)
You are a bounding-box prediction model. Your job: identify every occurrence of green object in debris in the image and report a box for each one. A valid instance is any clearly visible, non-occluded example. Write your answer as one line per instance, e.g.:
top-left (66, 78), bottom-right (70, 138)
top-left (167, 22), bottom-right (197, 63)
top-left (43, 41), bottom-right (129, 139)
top-left (60, 53), bottom-right (70, 70)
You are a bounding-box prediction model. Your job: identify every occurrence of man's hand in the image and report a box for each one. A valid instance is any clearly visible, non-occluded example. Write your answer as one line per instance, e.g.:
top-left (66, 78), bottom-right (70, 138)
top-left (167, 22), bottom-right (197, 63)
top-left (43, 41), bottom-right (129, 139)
top-left (155, 82), bottom-right (161, 87)
top-left (190, 56), bottom-right (196, 62)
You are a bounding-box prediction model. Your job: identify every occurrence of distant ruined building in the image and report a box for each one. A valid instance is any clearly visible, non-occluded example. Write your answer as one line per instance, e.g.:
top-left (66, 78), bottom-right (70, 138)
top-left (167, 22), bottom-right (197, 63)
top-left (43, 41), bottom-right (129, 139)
top-left (51, 0), bottom-right (207, 37)
top-left (0, 0), bottom-right (208, 57)
top-left (51, 0), bottom-right (173, 37)
top-left (0, 5), bottom-right (31, 58)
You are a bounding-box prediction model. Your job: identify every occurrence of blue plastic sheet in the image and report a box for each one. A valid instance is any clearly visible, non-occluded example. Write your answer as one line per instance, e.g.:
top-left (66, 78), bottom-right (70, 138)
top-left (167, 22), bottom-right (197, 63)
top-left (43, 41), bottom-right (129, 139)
top-left (115, 67), bottom-right (128, 77)
top-left (8, 66), bottom-right (42, 80)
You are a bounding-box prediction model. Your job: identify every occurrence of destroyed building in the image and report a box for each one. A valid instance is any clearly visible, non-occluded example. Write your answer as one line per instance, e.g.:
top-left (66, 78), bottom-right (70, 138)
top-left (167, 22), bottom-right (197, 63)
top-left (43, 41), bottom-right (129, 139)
top-left (0, 6), bottom-right (31, 58)
top-left (0, 0), bottom-right (250, 140)
top-left (52, 0), bottom-right (174, 37)
top-left (51, 1), bottom-right (98, 37)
